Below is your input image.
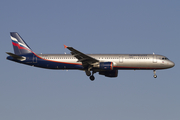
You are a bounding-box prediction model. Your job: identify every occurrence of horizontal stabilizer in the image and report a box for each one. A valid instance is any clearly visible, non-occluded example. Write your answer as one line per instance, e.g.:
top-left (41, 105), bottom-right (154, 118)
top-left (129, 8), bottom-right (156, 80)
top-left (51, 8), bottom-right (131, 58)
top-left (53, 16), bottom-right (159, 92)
top-left (6, 52), bottom-right (26, 61)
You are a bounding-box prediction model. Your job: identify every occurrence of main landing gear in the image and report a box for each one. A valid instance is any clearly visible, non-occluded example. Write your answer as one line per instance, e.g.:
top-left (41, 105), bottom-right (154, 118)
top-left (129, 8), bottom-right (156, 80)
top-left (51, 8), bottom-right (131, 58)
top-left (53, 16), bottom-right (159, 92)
top-left (90, 75), bottom-right (95, 81)
top-left (85, 69), bottom-right (95, 81)
top-left (153, 70), bottom-right (157, 78)
top-left (89, 71), bottom-right (95, 81)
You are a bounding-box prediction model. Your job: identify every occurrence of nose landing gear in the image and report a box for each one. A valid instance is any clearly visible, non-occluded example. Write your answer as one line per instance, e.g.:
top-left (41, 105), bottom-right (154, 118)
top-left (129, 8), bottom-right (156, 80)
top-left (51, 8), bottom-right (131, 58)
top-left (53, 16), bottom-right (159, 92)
top-left (153, 70), bottom-right (157, 78)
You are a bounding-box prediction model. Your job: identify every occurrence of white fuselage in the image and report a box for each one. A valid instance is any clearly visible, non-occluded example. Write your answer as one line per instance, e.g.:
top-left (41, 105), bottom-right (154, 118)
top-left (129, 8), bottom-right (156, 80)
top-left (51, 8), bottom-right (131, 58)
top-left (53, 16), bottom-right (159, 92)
top-left (37, 54), bottom-right (174, 70)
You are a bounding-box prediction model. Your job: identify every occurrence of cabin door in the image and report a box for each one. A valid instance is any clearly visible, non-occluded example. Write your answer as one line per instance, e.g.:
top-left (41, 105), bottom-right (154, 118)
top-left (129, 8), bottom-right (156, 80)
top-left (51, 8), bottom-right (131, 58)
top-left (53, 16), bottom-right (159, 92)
top-left (119, 56), bottom-right (123, 63)
top-left (33, 55), bottom-right (37, 63)
top-left (153, 55), bottom-right (157, 63)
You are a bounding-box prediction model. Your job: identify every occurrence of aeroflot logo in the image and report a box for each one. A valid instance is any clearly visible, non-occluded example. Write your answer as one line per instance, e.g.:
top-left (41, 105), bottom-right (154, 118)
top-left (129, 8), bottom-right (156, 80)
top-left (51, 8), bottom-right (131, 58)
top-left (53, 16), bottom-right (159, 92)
top-left (11, 36), bottom-right (30, 50)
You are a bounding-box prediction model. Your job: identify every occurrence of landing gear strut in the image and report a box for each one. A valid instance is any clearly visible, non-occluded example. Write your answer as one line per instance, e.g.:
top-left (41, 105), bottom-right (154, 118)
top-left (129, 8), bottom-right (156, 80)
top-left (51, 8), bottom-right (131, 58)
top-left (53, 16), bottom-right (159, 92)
top-left (89, 71), bottom-right (95, 81)
top-left (153, 70), bottom-right (157, 78)
top-left (85, 66), bottom-right (96, 81)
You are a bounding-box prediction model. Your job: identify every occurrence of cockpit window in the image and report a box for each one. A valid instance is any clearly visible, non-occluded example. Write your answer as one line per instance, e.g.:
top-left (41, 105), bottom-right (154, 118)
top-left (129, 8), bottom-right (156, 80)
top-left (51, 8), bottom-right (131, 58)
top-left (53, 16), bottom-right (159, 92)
top-left (162, 57), bottom-right (169, 60)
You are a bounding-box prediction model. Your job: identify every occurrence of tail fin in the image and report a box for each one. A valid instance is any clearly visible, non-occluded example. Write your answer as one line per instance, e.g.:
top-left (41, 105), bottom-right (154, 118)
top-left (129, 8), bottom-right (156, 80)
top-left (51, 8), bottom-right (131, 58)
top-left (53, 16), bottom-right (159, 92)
top-left (10, 32), bottom-right (33, 55)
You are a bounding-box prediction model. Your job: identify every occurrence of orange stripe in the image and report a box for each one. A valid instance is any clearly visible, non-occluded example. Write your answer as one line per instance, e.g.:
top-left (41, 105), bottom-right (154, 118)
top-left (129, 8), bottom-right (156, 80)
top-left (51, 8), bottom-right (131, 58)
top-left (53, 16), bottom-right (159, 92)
top-left (110, 62), bottom-right (113, 70)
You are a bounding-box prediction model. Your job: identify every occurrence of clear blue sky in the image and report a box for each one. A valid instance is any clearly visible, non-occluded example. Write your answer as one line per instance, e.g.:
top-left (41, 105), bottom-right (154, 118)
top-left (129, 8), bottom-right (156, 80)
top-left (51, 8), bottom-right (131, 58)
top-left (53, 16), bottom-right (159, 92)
top-left (0, 0), bottom-right (180, 120)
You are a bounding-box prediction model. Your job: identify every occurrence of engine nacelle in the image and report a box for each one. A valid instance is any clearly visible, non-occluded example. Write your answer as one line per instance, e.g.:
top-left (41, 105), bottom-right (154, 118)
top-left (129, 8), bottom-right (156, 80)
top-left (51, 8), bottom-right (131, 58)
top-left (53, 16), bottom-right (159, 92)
top-left (99, 70), bottom-right (118, 77)
top-left (99, 62), bottom-right (113, 70)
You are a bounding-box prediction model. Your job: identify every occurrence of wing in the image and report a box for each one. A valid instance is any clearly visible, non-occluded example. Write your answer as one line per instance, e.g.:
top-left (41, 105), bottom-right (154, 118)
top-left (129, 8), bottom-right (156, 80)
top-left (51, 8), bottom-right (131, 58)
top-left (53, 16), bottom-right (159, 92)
top-left (64, 45), bottom-right (99, 67)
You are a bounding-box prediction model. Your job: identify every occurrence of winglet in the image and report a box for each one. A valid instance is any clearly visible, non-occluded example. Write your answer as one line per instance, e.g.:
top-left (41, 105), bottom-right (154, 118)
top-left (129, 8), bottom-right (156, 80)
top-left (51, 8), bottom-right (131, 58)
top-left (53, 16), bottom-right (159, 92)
top-left (64, 45), bottom-right (68, 49)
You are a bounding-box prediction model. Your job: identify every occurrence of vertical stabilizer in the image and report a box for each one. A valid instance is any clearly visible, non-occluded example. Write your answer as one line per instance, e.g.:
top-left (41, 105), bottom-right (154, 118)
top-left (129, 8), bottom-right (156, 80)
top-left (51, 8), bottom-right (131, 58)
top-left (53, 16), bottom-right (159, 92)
top-left (10, 32), bottom-right (33, 55)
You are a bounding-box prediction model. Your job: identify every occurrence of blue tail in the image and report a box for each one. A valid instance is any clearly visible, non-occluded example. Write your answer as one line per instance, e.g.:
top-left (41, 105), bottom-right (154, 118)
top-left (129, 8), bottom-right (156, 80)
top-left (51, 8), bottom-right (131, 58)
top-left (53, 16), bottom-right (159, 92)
top-left (10, 32), bottom-right (33, 55)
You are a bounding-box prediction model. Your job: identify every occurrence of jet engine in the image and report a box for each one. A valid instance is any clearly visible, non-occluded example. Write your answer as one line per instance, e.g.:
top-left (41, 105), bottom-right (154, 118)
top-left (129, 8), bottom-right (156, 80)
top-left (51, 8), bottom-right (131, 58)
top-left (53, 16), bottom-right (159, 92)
top-left (99, 70), bottom-right (118, 77)
top-left (98, 62), bottom-right (113, 70)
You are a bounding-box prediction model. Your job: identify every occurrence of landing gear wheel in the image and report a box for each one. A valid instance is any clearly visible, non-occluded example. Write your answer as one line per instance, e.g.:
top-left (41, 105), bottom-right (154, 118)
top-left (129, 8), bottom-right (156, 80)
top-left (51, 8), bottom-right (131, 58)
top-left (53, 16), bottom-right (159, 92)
top-left (153, 75), bottom-right (157, 78)
top-left (85, 70), bottom-right (91, 76)
top-left (90, 76), bottom-right (95, 81)
top-left (153, 70), bottom-right (157, 78)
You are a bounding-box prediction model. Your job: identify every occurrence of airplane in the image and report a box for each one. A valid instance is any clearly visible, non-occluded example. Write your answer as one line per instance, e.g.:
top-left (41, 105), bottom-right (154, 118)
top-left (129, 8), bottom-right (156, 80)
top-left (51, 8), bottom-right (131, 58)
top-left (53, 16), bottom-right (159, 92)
top-left (6, 32), bottom-right (175, 81)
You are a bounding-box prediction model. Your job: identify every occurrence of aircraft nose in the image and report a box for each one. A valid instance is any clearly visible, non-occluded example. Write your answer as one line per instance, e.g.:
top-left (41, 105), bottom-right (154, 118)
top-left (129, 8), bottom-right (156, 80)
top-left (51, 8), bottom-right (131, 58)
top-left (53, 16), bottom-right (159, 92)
top-left (172, 61), bottom-right (175, 67)
top-left (169, 61), bottom-right (175, 68)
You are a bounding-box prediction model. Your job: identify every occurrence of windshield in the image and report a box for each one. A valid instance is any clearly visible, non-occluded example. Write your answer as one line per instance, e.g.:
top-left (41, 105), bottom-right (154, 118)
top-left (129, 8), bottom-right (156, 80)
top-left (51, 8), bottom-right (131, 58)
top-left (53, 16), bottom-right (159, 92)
top-left (162, 57), bottom-right (169, 60)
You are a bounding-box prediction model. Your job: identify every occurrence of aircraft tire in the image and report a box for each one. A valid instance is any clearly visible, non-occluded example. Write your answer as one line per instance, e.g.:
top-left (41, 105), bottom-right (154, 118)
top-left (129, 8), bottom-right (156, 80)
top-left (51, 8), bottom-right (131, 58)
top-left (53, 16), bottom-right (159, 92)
top-left (85, 70), bottom-right (91, 76)
top-left (153, 75), bottom-right (157, 78)
top-left (90, 76), bottom-right (95, 81)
